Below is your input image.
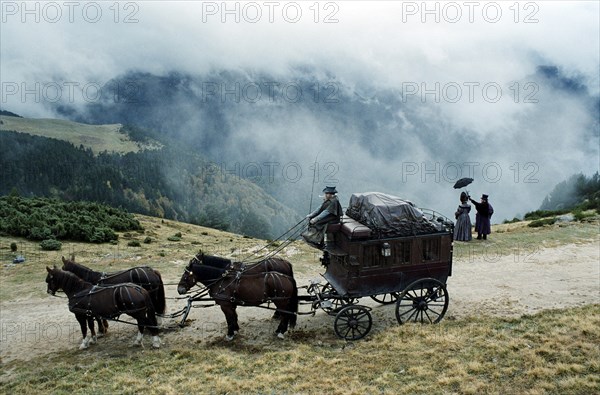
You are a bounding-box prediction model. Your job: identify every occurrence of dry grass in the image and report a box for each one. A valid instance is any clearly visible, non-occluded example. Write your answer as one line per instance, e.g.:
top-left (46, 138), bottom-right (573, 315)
top-left (1, 215), bottom-right (599, 394)
top-left (1, 305), bottom-right (598, 394)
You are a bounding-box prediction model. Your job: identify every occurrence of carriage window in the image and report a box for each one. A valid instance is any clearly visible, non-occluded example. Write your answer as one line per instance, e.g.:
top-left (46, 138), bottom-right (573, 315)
top-left (393, 242), bottom-right (411, 264)
top-left (362, 245), bottom-right (382, 267)
top-left (421, 238), bottom-right (440, 262)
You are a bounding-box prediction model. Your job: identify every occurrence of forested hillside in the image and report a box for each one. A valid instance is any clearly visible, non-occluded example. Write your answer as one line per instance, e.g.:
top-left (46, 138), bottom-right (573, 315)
top-left (0, 130), bottom-right (299, 238)
top-left (539, 172), bottom-right (600, 211)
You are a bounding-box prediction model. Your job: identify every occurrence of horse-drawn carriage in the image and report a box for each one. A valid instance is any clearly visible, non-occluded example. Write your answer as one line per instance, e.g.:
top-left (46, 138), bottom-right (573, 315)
top-left (297, 192), bottom-right (454, 340)
top-left (177, 192), bottom-right (454, 341)
top-left (47, 192), bottom-right (454, 347)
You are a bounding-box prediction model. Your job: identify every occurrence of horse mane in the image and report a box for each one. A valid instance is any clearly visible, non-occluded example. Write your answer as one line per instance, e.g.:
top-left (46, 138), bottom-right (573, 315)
top-left (53, 268), bottom-right (93, 294)
top-left (190, 262), bottom-right (226, 285)
top-left (62, 258), bottom-right (101, 282)
top-left (198, 254), bottom-right (232, 267)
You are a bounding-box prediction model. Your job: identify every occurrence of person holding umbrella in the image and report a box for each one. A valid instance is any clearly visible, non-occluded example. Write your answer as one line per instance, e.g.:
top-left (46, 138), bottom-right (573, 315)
top-left (452, 177), bottom-right (474, 241)
top-left (454, 192), bottom-right (472, 241)
top-left (470, 194), bottom-right (494, 240)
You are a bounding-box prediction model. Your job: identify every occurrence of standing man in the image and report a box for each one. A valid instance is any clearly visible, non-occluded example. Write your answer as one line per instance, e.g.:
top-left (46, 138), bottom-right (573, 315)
top-left (469, 194), bottom-right (494, 240)
top-left (302, 186), bottom-right (343, 249)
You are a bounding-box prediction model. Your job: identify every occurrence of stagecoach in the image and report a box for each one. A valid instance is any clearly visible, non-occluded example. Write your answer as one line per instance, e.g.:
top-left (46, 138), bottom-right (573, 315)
top-left (299, 192), bottom-right (454, 340)
top-left (47, 193), bottom-right (454, 348)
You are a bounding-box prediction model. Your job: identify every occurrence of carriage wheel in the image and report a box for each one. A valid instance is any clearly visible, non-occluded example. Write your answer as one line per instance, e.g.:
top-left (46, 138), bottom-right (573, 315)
top-left (395, 278), bottom-right (448, 325)
top-left (334, 305), bottom-right (372, 341)
top-left (370, 292), bottom-right (400, 305)
top-left (320, 283), bottom-right (356, 312)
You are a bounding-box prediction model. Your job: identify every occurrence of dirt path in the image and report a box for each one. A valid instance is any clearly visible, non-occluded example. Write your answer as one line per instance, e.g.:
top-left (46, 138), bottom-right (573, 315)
top-left (1, 241), bottom-right (598, 364)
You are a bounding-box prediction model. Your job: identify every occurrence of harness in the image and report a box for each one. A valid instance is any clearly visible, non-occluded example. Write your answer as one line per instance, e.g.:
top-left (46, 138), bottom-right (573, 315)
top-left (68, 283), bottom-right (148, 317)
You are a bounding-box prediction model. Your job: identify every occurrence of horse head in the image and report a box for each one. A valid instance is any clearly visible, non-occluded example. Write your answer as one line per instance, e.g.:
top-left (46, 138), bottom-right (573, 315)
top-left (45, 265), bottom-right (60, 295)
top-left (177, 262), bottom-right (197, 295)
top-left (61, 255), bottom-right (74, 271)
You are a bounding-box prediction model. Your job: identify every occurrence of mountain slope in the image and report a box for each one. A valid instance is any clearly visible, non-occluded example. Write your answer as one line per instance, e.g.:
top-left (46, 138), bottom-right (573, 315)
top-left (0, 115), bottom-right (161, 155)
top-left (0, 117), bottom-right (300, 238)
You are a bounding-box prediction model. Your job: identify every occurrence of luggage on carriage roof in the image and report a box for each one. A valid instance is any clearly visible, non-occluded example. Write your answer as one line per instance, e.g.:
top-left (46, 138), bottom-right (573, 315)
top-left (345, 192), bottom-right (439, 237)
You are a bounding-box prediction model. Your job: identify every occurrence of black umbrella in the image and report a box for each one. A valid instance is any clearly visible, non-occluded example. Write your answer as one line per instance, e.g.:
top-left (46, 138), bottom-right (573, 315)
top-left (453, 177), bottom-right (474, 189)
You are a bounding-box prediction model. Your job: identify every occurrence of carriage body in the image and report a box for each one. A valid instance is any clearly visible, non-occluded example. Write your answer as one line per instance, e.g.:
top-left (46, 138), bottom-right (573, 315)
top-left (323, 215), bottom-right (452, 299)
top-left (303, 195), bottom-right (455, 341)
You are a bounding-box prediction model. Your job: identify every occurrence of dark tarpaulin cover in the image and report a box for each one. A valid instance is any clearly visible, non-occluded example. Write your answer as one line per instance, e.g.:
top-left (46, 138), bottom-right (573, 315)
top-left (345, 192), bottom-right (439, 236)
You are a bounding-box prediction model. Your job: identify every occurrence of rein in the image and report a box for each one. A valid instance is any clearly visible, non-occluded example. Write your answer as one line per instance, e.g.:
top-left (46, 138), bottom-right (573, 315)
top-left (237, 217), bottom-right (308, 264)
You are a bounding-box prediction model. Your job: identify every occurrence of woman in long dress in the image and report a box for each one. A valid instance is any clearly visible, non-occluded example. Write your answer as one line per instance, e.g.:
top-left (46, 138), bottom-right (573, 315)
top-left (454, 192), bottom-right (472, 241)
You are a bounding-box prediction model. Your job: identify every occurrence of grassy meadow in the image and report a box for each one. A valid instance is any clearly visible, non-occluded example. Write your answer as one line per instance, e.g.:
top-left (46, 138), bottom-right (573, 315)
top-left (1, 214), bottom-right (599, 394)
top-left (0, 115), bottom-right (161, 155)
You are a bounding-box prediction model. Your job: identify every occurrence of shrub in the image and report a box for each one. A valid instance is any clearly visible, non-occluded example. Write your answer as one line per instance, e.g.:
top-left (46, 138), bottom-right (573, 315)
top-left (40, 239), bottom-right (62, 251)
top-left (524, 209), bottom-right (569, 221)
top-left (29, 227), bottom-right (52, 241)
top-left (10, 242), bottom-right (17, 252)
top-left (573, 210), bottom-right (596, 222)
top-left (0, 196), bottom-right (141, 243)
top-left (143, 236), bottom-right (152, 244)
top-left (167, 236), bottom-right (181, 242)
top-left (127, 240), bottom-right (141, 247)
top-left (528, 218), bottom-right (557, 228)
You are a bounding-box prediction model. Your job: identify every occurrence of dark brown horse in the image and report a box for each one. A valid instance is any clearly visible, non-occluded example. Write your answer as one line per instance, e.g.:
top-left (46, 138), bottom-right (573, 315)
top-left (177, 258), bottom-right (298, 340)
top-left (61, 256), bottom-right (166, 315)
top-left (46, 266), bottom-right (161, 349)
top-left (193, 253), bottom-right (294, 277)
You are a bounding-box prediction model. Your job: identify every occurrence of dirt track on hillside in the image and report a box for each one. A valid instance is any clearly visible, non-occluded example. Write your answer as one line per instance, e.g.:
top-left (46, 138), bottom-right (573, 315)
top-left (1, 241), bottom-right (598, 364)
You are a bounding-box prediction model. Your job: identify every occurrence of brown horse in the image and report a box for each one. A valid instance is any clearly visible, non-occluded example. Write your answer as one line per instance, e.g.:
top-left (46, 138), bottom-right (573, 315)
top-left (177, 259), bottom-right (298, 340)
top-left (61, 256), bottom-right (166, 316)
top-left (46, 266), bottom-right (161, 349)
top-left (193, 253), bottom-right (294, 277)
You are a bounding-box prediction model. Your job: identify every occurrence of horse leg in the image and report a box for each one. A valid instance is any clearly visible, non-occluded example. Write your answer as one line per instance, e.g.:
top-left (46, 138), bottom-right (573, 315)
top-left (96, 318), bottom-right (108, 337)
top-left (220, 303), bottom-right (239, 341)
top-left (76, 314), bottom-right (91, 350)
top-left (133, 316), bottom-right (145, 347)
top-left (273, 301), bottom-right (289, 339)
top-left (145, 309), bottom-right (161, 349)
top-left (132, 312), bottom-right (160, 349)
top-left (274, 282), bottom-right (298, 339)
top-left (87, 316), bottom-right (97, 345)
top-left (102, 319), bottom-right (109, 335)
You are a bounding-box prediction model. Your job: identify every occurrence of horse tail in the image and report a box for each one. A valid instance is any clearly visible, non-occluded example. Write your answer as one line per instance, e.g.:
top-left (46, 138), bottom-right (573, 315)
top-left (285, 260), bottom-right (294, 278)
top-left (143, 288), bottom-right (159, 335)
top-left (288, 277), bottom-right (298, 328)
top-left (153, 270), bottom-right (166, 315)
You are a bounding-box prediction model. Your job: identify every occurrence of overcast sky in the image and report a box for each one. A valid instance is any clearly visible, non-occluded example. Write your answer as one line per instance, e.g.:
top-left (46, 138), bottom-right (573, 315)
top-left (1, 1), bottom-right (599, 221)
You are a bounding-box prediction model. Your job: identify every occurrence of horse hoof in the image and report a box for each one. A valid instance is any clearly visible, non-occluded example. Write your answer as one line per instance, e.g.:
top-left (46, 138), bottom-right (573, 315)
top-left (152, 336), bottom-right (161, 349)
top-left (90, 336), bottom-right (97, 345)
top-left (277, 332), bottom-right (285, 340)
top-left (79, 343), bottom-right (89, 350)
top-left (225, 335), bottom-right (235, 342)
